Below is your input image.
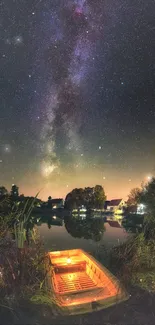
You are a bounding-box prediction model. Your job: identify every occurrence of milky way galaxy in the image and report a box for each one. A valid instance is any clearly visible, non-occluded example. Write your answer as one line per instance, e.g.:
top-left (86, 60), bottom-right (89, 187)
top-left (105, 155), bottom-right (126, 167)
top-left (40, 0), bottom-right (101, 179)
top-left (1, 0), bottom-right (155, 199)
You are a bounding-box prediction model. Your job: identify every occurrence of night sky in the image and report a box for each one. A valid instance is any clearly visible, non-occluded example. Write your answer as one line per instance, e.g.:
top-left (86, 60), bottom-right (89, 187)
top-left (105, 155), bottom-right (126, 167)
top-left (1, 0), bottom-right (155, 200)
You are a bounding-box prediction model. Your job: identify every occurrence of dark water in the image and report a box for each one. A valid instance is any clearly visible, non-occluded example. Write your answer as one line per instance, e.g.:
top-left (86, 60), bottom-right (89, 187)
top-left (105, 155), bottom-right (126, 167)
top-left (38, 215), bottom-right (130, 253)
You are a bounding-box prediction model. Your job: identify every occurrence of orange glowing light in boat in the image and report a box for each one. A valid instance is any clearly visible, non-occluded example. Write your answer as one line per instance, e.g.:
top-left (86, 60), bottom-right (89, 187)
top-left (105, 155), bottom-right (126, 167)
top-left (46, 249), bottom-right (129, 314)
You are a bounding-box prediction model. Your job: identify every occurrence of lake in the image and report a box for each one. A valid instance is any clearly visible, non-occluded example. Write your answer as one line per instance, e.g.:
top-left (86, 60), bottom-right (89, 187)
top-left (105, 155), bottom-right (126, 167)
top-left (38, 215), bottom-right (129, 254)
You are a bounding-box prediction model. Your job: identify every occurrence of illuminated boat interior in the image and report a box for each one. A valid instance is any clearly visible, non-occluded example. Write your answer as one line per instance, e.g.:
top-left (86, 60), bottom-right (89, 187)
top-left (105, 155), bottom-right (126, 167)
top-left (47, 249), bottom-right (128, 310)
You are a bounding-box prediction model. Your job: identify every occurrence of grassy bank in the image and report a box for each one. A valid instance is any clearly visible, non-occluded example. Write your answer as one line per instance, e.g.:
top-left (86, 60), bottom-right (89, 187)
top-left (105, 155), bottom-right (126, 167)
top-left (95, 233), bottom-right (155, 293)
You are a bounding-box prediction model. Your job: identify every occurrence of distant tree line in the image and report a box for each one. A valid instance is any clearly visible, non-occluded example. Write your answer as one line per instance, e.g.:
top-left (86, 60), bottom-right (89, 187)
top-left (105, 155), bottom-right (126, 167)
top-left (0, 185), bottom-right (42, 215)
top-left (64, 185), bottom-right (106, 210)
top-left (0, 185), bottom-right (19, 198)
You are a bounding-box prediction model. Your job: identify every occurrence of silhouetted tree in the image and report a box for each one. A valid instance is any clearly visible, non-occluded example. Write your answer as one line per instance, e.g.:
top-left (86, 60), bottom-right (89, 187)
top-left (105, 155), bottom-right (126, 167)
top-left (127, 187), bottom-right (141, 206)
top-left (93, 185), bottom-right (106, 209)
top-left (0, 186), bottom-right (8, 197)
top-left (139, 178), bottom-right (155, 239)
top-left (11, 184), bottom-right (19, 197)
top-left (64, 185), bottom-right (106, 211)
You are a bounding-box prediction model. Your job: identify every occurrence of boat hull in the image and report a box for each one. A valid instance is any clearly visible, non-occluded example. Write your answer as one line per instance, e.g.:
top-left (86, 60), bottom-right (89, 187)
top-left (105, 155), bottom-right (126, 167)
top-left (46, 249), bottom-right (129, 315)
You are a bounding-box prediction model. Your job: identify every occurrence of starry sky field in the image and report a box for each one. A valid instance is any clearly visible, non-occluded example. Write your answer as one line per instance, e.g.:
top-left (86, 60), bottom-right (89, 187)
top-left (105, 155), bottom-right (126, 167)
top-left (0, 0), bottom-right (155, 200)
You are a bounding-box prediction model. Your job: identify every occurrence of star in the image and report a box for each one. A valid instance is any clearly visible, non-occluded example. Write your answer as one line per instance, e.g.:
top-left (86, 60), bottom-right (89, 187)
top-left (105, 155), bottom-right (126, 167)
top-left (14, 36), bottom-right (23, 45)
top-left (5, 38), bottom-right (11, 45)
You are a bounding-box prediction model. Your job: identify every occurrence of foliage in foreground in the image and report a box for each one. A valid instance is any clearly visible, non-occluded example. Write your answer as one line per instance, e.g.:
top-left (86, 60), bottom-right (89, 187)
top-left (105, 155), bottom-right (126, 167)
top-left (0, 195), bottom-right (51, 310)
top-left (109, 233), bottom-right (155, 292)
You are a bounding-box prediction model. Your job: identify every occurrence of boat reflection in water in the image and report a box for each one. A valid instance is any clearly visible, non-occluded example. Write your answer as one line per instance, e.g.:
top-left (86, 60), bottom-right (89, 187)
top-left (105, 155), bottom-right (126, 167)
top-left (46, 249), bottom-right (129, 315)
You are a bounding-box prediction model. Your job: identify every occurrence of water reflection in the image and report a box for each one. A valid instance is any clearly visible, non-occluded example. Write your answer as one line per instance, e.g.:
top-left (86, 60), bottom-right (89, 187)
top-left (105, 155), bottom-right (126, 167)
top-left (64, 215), bottom-right (105, 242)
top-left (36, 215), bottom-right (63, 227)
top-left (122, 214), bottom-right (143, 233)
top-left (34, 212), bottom-right (144, 238)
top-left (37, 213), bottom-right (130, 251)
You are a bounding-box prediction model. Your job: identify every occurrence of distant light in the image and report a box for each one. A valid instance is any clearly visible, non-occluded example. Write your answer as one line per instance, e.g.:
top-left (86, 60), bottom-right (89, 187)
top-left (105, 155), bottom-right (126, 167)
top-left (99, 146), bottom-right (102, 150)
top-left (53, 216), bottom-right (56, 219)
top-left (4, 144), bottom-right (11, 153)
top-left (147, 175), bottom-right (152, 181)
top-left (103, 177), bottom-right (106, 180)
top-left (140, 204), bottom-right (145, 208)
top-left (67, 258), bottom-right (71, 264)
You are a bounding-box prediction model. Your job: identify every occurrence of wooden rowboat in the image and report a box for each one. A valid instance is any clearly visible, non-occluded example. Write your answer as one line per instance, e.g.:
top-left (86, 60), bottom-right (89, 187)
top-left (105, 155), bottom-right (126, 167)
top-left (46, 249), bottom-right (129, 315)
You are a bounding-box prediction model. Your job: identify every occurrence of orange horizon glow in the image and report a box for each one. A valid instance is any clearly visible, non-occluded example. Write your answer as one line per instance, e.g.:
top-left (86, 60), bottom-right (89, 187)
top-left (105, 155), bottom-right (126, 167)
top-left (4, 177), bottom-right (142, 201)
top-left (3, 167), bottom-right (145, 201)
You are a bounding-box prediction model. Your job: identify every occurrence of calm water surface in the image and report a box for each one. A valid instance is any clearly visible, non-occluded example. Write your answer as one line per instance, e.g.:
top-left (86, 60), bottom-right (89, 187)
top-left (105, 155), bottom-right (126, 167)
top-left (39, 217), bottom-right (129, 254)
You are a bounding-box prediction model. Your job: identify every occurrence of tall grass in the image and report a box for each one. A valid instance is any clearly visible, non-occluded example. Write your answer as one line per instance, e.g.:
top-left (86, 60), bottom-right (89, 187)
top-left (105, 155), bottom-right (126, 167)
top-left (0, 194), bottom-right (49, 308)
top-left (109, 233), bottom-right (155, 291)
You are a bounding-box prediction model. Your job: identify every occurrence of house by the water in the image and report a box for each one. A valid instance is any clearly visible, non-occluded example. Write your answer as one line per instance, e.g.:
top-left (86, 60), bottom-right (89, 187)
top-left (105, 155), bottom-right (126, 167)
top-left (46, 198), bottom-right (64, 209)
top-left (104, 199), bottom-right (126, 215)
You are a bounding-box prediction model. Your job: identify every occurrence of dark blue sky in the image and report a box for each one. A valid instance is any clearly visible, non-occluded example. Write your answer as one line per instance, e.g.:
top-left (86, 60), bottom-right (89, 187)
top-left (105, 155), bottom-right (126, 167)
top-left (0, 0), bottom-right (155, 199)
